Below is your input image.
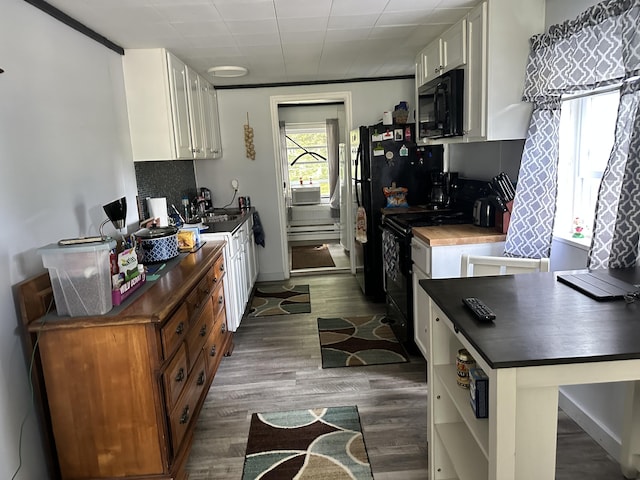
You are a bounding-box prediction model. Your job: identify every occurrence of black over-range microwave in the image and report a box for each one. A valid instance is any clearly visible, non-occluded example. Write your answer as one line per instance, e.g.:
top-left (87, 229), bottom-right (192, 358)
top-left (417, 68), bottom-right (464, 141)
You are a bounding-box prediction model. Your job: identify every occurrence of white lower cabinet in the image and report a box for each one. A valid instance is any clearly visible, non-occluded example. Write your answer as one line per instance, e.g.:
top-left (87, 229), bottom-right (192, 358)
top-left (411, 236), bottom-right (504, 360)
top-left (201, 216), bottom-right (259, 331)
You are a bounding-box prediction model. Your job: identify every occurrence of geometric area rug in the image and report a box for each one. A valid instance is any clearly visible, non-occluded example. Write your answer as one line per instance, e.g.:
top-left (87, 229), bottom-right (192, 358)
top-left (242, 406), bottom-right (374, 479)
top-left (317, 314), bottom-right (409, 368)
top-left (248, 284), bottom-right (311, 317)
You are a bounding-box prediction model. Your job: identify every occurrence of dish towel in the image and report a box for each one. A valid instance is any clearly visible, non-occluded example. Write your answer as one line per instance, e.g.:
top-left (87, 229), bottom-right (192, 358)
top-left (252, 211), bottom-right (265, 247)
top-left (356, 206), bottom-right (367, 243)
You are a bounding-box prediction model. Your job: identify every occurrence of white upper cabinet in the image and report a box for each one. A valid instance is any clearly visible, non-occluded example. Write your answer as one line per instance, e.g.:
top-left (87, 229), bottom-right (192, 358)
top-left (166, 53), bottom-right (193, 159)
top-left (419, 39), bottom-right (443, 86)
top-left (186, 68), bottom-right (206, 159)
top-left (464, 0), bottom-right (545, 141)
top-left (414, 0), bottom-right (544, 142)
top-left (202, 83), bottom-right (222, 159)
top-left (441, 19), bottom-right (467, 75)
top-left (416, 18), bottom-right (467, 87)
top-left (122, 48), bottom-right (222, 161)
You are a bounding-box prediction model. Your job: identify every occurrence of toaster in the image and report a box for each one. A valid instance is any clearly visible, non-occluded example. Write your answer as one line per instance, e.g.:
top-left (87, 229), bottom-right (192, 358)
top-left (473, 197), bottom-right (496, 227)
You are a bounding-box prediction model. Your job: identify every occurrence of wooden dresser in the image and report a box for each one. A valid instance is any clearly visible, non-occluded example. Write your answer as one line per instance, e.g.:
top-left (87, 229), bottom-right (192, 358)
top-left (18, 241), bottom-right (232, 480)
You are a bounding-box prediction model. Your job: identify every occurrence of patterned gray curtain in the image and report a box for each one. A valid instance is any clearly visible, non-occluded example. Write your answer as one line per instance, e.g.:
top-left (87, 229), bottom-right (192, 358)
top-left (279, 121), bottom-right (292, 217)
top-left (505, 0), bottom-right (640, 263)
top-left (504, 100), bottom-right (561, 258)
top-left (326, 119), bottom-right (340, 211)
top-left (589, 79), bottom-right (640, 268)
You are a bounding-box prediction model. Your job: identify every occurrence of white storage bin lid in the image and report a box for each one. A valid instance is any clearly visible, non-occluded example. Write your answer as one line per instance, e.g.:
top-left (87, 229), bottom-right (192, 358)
top-left (39, 239), bottom-right (116, 255)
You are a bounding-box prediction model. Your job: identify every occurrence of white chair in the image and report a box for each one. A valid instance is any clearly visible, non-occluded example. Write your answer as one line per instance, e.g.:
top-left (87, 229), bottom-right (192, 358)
top-left (460, 254), bottom-right (550, 277)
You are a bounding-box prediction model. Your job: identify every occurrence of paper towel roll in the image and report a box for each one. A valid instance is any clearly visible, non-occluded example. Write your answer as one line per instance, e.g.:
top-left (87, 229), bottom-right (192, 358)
top-left (147, 197), bottom-right (168, 226)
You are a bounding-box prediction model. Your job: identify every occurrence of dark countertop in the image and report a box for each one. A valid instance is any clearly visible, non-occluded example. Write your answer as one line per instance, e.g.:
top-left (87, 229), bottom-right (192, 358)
top-left (419, 269), bottom-right (640, 369)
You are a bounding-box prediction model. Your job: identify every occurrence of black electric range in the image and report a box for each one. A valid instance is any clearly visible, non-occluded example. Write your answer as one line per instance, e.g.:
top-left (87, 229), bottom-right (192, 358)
top-left (381, 209), bottom-right (473, 351)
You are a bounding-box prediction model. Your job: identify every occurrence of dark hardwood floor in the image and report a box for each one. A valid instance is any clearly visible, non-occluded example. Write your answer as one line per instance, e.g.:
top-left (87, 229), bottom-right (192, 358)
top-left (187, 272), bottom-right (625, 479)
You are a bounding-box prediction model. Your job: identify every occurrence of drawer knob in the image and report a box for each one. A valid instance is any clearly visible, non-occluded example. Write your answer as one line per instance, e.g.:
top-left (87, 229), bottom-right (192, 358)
top-left (175, 367), bottom-right (185, 382)
top-left (176, 322), bottom-right (185, 335)
top-left (200, 325), bottom-right (207, 337)
top-left (220, 264), bottom-right (224, 271)
top-left (180, 405), bottom-right (190, 424)
top-left (213, 276), bottom-right (218, 283)
top-left (218, 295), bottom-right (223, 305)
top-left (435, 317), bottom-right (440, 322)
top-left (209, 345), bottom-right (217, 357)
top-left (221, 323), bottom-right (226, 334)
top-left (197, 371), bottom-right (205, 385)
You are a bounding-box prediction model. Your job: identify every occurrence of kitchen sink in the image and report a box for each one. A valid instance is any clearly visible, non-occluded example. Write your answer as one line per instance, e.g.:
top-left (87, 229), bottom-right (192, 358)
top-left (208, 208), bottom-right (242, 215)
top-left (204, 213), bottom-right (240, 223)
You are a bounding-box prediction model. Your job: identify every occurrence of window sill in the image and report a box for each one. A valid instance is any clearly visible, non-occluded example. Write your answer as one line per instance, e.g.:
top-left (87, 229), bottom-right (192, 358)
top-left (553, 232), bottom-right (591, 251)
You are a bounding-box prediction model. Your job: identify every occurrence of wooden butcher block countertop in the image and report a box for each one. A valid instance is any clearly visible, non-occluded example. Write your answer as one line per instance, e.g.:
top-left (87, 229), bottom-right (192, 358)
top-left (412, 224), bottom-right (506, 246)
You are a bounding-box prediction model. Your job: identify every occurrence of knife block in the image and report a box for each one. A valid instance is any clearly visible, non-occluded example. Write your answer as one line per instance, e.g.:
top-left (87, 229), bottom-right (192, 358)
top-left (495, 201), bottom-right (513, 234)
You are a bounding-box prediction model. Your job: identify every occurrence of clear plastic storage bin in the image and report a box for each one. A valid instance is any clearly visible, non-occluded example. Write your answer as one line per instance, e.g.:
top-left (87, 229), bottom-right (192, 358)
top-left (38, 239), bottom-right (116, 317)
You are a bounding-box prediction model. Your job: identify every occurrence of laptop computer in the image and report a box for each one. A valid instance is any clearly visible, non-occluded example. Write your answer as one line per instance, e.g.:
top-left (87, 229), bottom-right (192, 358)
top-left (557, 271), bottom-right (639, 301)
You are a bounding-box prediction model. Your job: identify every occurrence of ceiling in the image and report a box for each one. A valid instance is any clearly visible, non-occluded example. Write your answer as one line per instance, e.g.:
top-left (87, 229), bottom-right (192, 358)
top-left (40, 0), bottom-right (478, 87)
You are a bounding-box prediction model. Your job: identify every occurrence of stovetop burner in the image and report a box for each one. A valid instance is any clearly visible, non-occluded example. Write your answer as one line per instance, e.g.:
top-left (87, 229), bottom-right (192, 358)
top-left (383, 210), bottom-right (472, 236)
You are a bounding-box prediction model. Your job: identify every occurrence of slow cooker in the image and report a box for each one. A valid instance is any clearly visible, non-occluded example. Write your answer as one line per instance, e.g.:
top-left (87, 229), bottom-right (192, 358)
top-left (135, 226), bottom-right (179, 263)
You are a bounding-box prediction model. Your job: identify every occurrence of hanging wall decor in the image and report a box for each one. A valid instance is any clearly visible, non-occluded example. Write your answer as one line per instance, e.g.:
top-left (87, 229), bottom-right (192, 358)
top-left (244, 112), bottom-right (255, 160)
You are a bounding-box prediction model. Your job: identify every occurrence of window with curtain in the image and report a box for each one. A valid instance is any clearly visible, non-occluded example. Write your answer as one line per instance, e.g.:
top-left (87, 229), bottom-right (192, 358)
top-left (556, 88), bottom-right (620, 240)
top-left (505, 0), bottom-right (640, 268)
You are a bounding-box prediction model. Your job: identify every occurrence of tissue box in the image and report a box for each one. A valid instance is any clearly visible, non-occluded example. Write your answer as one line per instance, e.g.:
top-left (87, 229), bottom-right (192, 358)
top-left (469, 367), bottom-right (489, 418)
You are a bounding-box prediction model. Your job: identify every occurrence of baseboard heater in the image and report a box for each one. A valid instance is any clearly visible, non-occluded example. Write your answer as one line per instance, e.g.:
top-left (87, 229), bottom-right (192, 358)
top-left (287, 223), bottom-right (340, 242)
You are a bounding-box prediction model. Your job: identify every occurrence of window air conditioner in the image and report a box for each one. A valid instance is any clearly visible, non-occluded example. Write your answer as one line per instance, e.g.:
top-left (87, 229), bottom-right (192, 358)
top-left (291, 186), bottom-right (321, 205)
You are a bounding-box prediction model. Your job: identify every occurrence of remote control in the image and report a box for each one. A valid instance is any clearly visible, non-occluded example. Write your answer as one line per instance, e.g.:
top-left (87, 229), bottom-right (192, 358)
top-left (462, 297), bottom-right (496, 321)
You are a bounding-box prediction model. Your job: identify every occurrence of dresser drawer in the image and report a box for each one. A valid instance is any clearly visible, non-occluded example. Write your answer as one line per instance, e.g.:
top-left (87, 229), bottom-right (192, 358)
top-left (204, 312), bottom-right (228, 376)
top-left (163, 344), bottom-right (188, 411)
top-left (168, 353), bottom-right (208, 452)
top-left (161, 303), bottom-right (188, 359)
top-left (209, 255), bottom-right (225, 289)
top-left (186, 274), bottom-right (212, 324)
top-left (212, 279), bottom-right (224, 321)
top-left (186, 296), bottom-right (214, 370)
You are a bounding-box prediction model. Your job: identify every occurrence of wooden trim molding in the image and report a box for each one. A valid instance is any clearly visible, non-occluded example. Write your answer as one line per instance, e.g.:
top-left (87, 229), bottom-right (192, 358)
top-left (23, 0), bottom-right (124, 55)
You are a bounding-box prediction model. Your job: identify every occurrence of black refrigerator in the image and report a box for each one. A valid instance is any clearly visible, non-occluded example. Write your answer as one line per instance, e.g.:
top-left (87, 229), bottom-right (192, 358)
top-left (350, 123), bottom-right (443, 300)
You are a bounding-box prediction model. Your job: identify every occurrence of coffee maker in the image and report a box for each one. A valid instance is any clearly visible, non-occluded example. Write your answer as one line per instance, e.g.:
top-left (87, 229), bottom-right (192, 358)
top-left (430, 172), bottom-right (446, 207)
top-left (199, 187), bottom-right (212, 210)
top-left (444, 172), bottom-right (459, 208)
top-left (429, 172), bottom-right (459, 209)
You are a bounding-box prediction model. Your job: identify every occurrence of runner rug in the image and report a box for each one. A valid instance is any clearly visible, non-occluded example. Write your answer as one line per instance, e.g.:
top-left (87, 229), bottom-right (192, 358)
top-left (317, 314), bottom-right (409, 368)
top-left (242, 406), bottom-right (373, 480)
top-left (291, 244), bottom-right (336, 269)
top-left (248, 284), bottom-right (311, 317)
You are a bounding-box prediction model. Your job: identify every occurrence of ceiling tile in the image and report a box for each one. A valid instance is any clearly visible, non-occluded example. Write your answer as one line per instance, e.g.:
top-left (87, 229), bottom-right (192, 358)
top-left (277, 17), bottom-right (329, 33)
top-left (214, 1), bottom-right (276, 21)
top-left (274, 0), bottom-right (332, 19)
top-left (330, 0), bottom-right (388, 16)
top-left (327, 14), bottom-right (379, 30)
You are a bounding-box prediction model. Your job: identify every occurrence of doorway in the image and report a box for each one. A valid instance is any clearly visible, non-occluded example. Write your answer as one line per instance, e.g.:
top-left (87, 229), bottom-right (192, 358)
top-left (269, 92), bottom-right (354, 277)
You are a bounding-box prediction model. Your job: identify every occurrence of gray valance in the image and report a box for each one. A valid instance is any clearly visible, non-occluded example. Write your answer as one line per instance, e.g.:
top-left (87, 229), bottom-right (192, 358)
top-left (523, 0), bottom-right (640, 102)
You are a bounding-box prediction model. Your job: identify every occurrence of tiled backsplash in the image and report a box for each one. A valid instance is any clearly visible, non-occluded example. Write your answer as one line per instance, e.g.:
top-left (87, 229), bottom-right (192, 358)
top-left (134, 160), bottom-right (198, 220)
